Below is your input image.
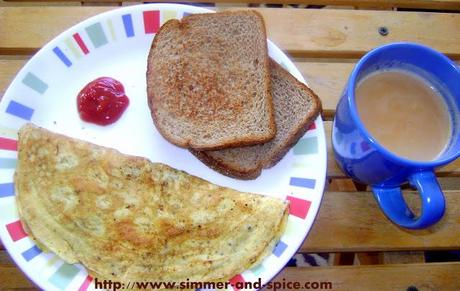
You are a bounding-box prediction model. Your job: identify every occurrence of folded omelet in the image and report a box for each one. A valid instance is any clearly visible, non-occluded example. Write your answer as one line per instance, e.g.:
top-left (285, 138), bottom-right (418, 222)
top-left (15, 124), bottom-right (288, 283)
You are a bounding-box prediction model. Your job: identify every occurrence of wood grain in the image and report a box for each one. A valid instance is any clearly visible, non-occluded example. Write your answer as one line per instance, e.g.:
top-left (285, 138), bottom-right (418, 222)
top-left (2, 253), bottom-right (459, 291)
top-left (1, 3), bottom-right (460, 291)
top-left (248, 8), bottom-right (460, 58)
top-left (1, 7), bottom-right (460, 58)
top-left (0, 0), bottom-right (80, 6)
top-left (0, 59), bottom-right (23, 97)
top-left (0, 6), bottom-right (112, 54)
top-left (0, 250), bottom-right (15, 266)
top-left (1, 58), bottom-right (457, 121)
top-left (0, 266), bottom-right (37, 290)
top-left (298, 62), bottom-right (353, 118)
top-left (270, 263), bottom-right (460, 291)
top-left (0, 59), bottom-right (349, 118)
top-left (302, 190), bottom-right (460, 252)
top-left (0, 251), bottom-right (36, 290)
top-left (4, 0), bottom-right (460, 10)
top-left (2, 60), bottom-right (460, 178)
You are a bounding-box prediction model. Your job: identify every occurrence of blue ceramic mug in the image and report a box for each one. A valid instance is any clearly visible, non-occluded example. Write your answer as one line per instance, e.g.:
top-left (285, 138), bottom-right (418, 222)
top-left (332, 42), bottom-right (460, 229)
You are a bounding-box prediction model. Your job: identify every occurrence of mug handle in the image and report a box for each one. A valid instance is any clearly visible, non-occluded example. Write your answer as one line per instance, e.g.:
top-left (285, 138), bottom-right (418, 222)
top-left (372, 171), bottom-right (445, 229)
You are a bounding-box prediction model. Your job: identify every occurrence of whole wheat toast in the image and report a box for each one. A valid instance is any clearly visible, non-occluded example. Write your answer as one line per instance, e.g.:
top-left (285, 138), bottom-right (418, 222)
top-left (190, 60), bottom-right (322, 179)
top-left (146, 11), bottom-right (275, 150)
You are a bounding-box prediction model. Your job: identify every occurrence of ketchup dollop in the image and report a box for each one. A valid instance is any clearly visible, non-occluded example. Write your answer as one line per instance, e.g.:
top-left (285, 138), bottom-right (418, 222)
top-left (77, 77), bottom-right (130, 126)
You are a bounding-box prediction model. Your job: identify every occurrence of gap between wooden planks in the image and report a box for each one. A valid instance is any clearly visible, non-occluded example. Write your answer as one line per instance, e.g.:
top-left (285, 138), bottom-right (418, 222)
top-left (6, 255), bottom-right (457, 290)
top-left (1, 248), bottom-right (459, 291)
top-left (269, 263), bottom-right (460, 291)
top-left (1, 7), bottom-right (460, 58)
top-left (302, 190), bottom-right (460, 253)
top-left (1, 191), bottom-right (459, 253)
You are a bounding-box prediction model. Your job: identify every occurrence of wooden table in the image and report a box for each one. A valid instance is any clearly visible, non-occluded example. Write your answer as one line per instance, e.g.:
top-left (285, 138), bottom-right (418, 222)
top-left (1, 1), bottom-right (460, 290)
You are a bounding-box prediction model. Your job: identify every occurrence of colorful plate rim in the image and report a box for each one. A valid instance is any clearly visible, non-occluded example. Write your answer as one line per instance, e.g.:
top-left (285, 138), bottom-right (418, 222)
top-left (0, 3), bottom-right (327, 290)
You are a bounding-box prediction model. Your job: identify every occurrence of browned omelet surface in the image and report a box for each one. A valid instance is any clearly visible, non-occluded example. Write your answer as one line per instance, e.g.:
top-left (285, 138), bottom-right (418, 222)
top-left (15, 124), bottom-right (289, 283)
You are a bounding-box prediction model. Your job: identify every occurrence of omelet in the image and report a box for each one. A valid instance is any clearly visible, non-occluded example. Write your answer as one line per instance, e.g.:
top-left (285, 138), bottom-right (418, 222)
top-left (15, 124), bottom-right (288, 283)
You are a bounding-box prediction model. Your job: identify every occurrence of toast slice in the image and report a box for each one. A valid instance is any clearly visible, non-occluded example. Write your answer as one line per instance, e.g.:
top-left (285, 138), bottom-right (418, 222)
top-left (147, 11), bottom-right (275, 150)
top-left (190, 60), bottom-right (322, 179)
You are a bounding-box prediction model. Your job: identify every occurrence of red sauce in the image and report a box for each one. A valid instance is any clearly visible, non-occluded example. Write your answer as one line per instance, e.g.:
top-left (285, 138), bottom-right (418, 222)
top-left (77, 77), bottom-right (129, 125)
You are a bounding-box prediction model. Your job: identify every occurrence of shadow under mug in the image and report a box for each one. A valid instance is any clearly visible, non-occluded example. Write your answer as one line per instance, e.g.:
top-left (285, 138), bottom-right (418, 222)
top-left (332, 42), bottom-right (460, 229)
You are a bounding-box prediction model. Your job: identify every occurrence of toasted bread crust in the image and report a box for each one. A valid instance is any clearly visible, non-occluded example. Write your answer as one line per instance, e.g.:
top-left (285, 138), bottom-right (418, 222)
top-left (191, 61), bottom-right (322, 179)
top-left (146, 18), bottom-right (180, 149)
top-left (263, 62), bottom-right (322, 169)
top-left (147, 10), bottom-right (275, 150)
top-left (190, 149), bottom-right (262, 180)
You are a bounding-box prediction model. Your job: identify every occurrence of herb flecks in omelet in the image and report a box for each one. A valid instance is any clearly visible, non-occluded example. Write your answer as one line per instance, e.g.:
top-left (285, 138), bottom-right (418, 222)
top-left (15, 123), bottom-right (289, 283)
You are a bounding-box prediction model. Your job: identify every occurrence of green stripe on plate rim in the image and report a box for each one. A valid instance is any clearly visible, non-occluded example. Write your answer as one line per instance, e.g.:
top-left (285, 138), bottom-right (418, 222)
top-left (0, 125), bottom-right (18, 140)
top-left (107, 19), bottom-right (117, 42)
top-left (0, 158), bottom-right (17, 169)
top-left (162, 10), bottom-right (177, 25)
top-left (293, 137), bottom-right (318, 155)
top-left (85, 22), bottom-right (108, 48)
top-left (251, 264), bottom-right (266, 277)
top-left (22, 73), bottom-right (48, 94)
top-left (65, 38), bottom-right (82, 59)
top-left (48, 263), bottom-right (80, 289)
top-left (0, 197), bottom-right (19, 222)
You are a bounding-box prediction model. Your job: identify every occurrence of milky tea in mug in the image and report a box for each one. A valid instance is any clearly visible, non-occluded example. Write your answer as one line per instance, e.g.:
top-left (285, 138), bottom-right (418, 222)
top-left (333, 43), bottom-right (460, 229)
top-left (355, 69), bottom-right (452, 161)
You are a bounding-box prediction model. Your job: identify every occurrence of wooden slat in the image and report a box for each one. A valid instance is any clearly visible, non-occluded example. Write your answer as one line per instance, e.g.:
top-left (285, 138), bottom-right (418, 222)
top-left (0, 251), bottom-right (36, 290)
top-left (81, 2), bottom-right (121, 6)
top-left (297, 62), bottom-right (353, 118)
top-left (1, 7), bottom-right (460, 58)
top-left (0, 58), bottom-right (349, 118)
top-left (0, 127), bottom-right (457, 252)
top-left (0, 266), bottom-right (36, 290)
top-left (270, 263), bottom-right (460, 291)
top-left (0, 59), bottom-right (24, 97)
top-left (4, 0), bottom-right (460, 11)
top-left (438, 177), bottom-right (460, 190)
top-left (258, 8), bottom-right (460, 58)
top-left (0, 250), bottom-right (15, 266)
top-left (2, 252), bottom-right (459, 291)
top-left (0, 7), bottom-right (111, 54)
top-left (1, 188), bottom-right (459, 263)
top-left (0, 1), bottom-right (80, 6)
top-left (2, 59), bottom-right (460, 178)
top-left (302, 190), bottom-right (460, 252)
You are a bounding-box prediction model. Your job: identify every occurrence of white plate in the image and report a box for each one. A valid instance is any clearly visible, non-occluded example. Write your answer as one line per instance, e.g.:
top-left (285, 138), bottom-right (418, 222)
top-left (0, 4), bottom-right (326, 290)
